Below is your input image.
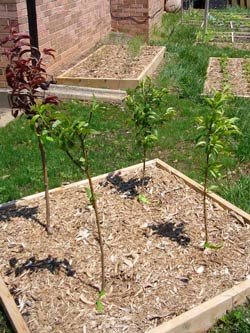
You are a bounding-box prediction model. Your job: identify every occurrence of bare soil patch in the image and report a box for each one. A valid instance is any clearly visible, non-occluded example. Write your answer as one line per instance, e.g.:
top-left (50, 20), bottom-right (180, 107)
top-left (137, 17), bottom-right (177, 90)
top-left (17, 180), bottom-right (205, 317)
top-left (0, 163), bottom-right (250, 333)
top-left (60, 45), bottom-right (163, 79)
top-left (204, 57), bottom-right (250, 97)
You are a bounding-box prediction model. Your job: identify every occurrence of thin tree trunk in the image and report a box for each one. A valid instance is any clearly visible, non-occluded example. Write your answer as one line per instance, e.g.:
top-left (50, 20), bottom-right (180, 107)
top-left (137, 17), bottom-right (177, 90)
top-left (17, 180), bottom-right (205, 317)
top-left (84, 149), bottom-right (105, 292)
top-left (203, 0), bottom-right (210, 41)
top-left (142, 146), bottom-right (146, 186)
top-left (37, 135), bottom-right (52, 235)
top-left (189, 0), bottom-right (192, 14)
top-left (203, 166), bottom-right (209, 244)
top-left (181, 0), bottom-right (184, 23)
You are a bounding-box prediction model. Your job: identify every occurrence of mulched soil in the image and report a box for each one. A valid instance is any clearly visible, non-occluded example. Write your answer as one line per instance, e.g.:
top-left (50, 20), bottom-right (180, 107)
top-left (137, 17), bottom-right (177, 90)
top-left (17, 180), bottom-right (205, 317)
top-left (61, 45), bottom-right (163, 79)
top-left (204, 57), bottom-right (250, 97)
top-left (0, 163), bottom-right (250, 333)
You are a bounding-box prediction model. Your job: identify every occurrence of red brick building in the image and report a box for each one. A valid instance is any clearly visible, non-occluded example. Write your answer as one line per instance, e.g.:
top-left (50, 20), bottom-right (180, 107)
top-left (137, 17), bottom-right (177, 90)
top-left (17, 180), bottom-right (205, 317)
top-left (0, 0), bottom-right (163, 87)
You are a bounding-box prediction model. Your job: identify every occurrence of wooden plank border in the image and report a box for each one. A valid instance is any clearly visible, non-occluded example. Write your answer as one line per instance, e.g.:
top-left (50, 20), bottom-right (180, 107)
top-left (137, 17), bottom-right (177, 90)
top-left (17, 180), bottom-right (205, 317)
top-left (147, 278), bottom-right (250, 333)
top-left (1, 158), bottom-right (250, 224)
top-left (0, 160), bottom-right (156, 210)
top-left (0, 276), bottom-right (30, 333)
top-left (56, 46), bottom-right (166, 91)
top-left (155, 158), bottom-right (250, 223)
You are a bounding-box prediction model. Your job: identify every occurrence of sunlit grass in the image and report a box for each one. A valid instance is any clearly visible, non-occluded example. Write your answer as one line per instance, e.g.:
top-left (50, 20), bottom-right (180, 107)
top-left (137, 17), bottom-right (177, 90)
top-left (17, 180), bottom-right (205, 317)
top-left (1, 9), bottom-right (250, 215)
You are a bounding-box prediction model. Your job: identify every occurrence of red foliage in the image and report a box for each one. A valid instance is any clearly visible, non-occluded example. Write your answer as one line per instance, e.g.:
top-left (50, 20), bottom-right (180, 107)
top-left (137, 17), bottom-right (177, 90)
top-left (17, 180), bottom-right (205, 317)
top-left (0, 26), bottom-right (59, 118)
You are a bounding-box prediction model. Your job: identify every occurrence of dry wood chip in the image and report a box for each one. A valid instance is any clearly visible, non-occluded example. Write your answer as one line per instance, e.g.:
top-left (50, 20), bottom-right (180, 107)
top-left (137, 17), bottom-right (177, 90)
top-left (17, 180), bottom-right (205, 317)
top-left (0, 165), bottom-right (250, 332)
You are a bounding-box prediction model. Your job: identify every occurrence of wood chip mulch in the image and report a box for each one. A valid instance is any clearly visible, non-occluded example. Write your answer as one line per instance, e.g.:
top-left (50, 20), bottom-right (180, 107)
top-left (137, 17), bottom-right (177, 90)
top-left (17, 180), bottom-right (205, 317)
top-left (204, 57), bottom-right (250, 97)
top-left (63, 45), bottom-right (163, 79)
top-left (0, 164), bottom-right (250, 333)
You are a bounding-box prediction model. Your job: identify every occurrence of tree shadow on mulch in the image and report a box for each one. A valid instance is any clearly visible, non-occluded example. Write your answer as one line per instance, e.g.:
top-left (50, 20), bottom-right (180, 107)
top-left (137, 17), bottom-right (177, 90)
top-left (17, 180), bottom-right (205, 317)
top-left (6, 256), bottom-right (76, 277)
top-left (0, 205), bottom-right (44, 227)
top-left (149, 221), bottom-right (191, 246)
top-left (103, 171), bottom-right (150, 197)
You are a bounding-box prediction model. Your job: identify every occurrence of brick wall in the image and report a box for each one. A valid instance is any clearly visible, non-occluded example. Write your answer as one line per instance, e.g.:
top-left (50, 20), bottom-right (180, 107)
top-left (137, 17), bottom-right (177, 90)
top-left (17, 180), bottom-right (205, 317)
top-left (0, 0), bottom-right (163, 88)
top-left (110, 0), bottom-right (164, 39)
top-left (0, 1), bottom-right (18, 87)
top-left (0, 0), bottom-right (111, 87)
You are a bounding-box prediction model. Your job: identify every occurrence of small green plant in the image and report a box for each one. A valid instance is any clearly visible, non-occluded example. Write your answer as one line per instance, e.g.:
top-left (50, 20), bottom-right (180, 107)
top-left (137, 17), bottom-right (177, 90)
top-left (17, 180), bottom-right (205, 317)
top-left (195, 89), bottom-right (241, 248)
top-left (219, 57), bottom-right (230, 90)
top-left (51, 99), bottom-right (106, 300)
top-left (209, 304), bottom-right (250, 332)
top-left (126, 77), bottom-right (175, 183)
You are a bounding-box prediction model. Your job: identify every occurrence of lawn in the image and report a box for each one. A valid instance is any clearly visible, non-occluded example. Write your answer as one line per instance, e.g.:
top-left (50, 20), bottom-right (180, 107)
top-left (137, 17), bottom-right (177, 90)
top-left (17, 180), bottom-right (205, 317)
top-left (1, 9), bottom-right (250, 212)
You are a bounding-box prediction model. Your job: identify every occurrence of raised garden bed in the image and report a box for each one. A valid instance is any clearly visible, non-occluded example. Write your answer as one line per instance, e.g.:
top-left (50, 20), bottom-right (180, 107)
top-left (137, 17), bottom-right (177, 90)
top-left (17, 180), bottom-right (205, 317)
top-left (56, 45), bottom-right (165, 90)
top-left (0, 159), bottom-right (250, 333)
top-left (204, 57), bottom-right (250, 97)
top-left (197, 30), bottom-right (250, 49)
top-left (209, 31), bottom-right (250, 43)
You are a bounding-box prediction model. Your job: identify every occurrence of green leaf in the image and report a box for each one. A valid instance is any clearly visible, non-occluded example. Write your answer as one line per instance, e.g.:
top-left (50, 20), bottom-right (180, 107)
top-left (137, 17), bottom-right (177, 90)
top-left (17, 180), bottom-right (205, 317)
top-left (79, 157), bottom-right (85, 164)
top-left (207, 184), bottom-right (218, 192)
top-left (96, 290), bottom-right (106, 312)
top-left (30, 114), bottom-right (40, 127)
top-left (52, 119), bottom-right (62, 129)
top-left (138, 194), bottom-right (150, 204)
top-left (45, 136), bottom-right (54, 142)
top-left (204, 241), bottom-right (224, 250)
top-left (85, 187), bottom-right (93, 203)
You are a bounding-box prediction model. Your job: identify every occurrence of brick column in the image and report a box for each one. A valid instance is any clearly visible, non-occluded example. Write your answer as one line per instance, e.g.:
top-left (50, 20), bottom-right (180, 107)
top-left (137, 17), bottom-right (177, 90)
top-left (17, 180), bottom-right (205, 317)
top-left (111, 0), bottom-right (163, 39)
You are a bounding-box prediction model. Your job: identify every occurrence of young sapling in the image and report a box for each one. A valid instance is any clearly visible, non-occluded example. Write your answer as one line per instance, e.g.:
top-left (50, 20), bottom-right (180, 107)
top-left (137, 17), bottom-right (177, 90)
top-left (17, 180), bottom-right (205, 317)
top-left (126, 77), bottom-right (175, 184)
top-left (51, 99), bottom-right (106, 303)
top-left (0, 27), bottom-right (59, 234)
top-left (195, 89), bottom-right (241, 249)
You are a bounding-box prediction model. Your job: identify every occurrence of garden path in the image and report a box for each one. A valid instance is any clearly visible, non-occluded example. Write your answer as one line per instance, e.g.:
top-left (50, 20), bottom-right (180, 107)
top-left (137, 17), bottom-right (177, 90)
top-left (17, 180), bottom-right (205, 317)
top-left (0, 107), bottom-right (13, 127)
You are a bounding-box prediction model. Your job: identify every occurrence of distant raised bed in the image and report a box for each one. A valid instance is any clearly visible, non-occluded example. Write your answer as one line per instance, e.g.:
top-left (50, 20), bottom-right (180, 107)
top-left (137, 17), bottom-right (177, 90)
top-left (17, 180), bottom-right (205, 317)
top-left (206, 31), bottom-right (250, 49)
top-left (56, 45), bottom-right (166, 90)
top-left (204, 57), bottom-right (250, 97)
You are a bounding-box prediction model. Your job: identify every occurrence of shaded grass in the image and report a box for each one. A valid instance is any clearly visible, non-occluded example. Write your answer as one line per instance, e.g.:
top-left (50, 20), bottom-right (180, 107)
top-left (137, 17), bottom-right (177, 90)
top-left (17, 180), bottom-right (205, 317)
top-left (0, 305), bottom-right (13, 333)
top-left (208, 304), bottom-right (250, 333)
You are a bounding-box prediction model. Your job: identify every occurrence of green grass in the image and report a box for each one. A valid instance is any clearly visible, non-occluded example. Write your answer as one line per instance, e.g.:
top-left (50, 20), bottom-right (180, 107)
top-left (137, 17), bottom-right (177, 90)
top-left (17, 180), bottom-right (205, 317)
top-left (0, 305), bottom-right (13, 333)
top-left (1, 8), bottom-right (250, 215)
top-left (208, 304), bottom-right (250, 332)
